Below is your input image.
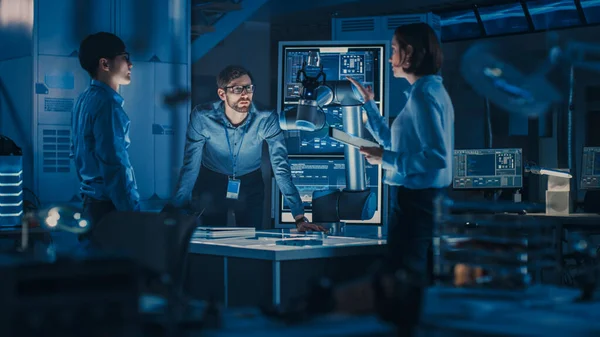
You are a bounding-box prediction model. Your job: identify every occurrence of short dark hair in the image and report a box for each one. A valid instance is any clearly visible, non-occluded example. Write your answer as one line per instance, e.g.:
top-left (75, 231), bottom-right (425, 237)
top-left (78, 32), bottom-right (126, 78)
top-left (394, 23), bottom-right (443, 76)
top-left (217, 65), bottom-right (253, 88)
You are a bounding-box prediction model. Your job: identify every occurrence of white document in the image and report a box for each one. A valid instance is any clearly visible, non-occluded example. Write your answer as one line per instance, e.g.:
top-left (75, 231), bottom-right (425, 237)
top-left (329, 127), bottom-right (380, 149)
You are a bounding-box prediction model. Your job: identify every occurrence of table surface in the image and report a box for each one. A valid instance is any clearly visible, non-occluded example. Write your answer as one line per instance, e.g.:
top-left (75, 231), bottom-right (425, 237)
top-left (189, 228), bottom-right (386, 261)
top-left (527, 213), bottom-right (600, 223)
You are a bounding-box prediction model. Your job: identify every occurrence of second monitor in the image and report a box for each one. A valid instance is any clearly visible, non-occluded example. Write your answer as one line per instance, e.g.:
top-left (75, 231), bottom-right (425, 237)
top-left (278, 156), bottom-right (382, 225)
top-left (453, 148), bottom-right (523, 189)
top-left (581, 146), bottom-right (600, 189)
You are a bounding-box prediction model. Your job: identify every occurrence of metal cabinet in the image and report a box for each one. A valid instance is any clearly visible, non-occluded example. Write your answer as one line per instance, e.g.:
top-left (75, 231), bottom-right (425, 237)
top-left (36, 125), bottom-right (80, 202)
top-left (119, 62), bottom-right (189, 200)
top-left (37, 0), bottom-right (114, 56)
top-left (152, 63), bottom-right (188, 199)
top-left (117, 0), bottom-right (188, 64)
top-left (120, 62), bottom-right (156, 200)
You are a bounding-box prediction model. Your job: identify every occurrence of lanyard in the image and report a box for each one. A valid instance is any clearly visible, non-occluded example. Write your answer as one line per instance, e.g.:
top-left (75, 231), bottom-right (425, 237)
top-left (222, 121), bottom-right (248, 179)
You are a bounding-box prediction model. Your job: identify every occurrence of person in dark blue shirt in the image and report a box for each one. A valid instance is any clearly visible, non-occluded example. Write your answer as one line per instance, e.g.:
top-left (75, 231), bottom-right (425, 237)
top-left (171, 65), bottom-right (324, 232)
top-left (71, 32), bottom-right (139, 243)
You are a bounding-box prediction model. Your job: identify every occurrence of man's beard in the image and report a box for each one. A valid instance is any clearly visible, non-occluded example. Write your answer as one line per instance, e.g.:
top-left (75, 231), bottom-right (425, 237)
top-left (227, 97), bottom-right (251, 113)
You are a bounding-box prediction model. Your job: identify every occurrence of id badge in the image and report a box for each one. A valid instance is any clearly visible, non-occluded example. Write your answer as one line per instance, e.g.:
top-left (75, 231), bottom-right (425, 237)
top-left (226, 178), bottom-right (241, 199)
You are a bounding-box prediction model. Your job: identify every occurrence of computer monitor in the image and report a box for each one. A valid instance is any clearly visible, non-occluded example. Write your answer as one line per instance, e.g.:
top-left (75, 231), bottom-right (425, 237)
top-left (277, 41), bottom-right (388, 155)
top-left (439, 9), bottom-right (482, 41)
top-left (525, 0), bottom-right (581, 30)
top-left (581, 0), bottom-right (600, 24)
top-left (478, 3), bottom-right (529, 36)
top-left (580, 147), bottom-right (600, 189)
top-left (453, 148), bottom-right (523, 189)
top-left (277, 156), bottom-right (383, 225)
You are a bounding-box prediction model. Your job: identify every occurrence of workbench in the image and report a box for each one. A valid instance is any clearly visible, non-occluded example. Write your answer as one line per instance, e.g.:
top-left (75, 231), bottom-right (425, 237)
top-left (185, 226), bottom-right (386, 308)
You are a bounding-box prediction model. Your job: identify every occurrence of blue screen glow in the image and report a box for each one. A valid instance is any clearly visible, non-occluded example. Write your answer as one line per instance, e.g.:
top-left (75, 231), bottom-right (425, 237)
top-left (580, 0), bottom-right (600, 23)
top-left (526, 0), bottom-right (581, 30)
top-left (440, 10), bottom-right (482, 41)
top-left (478, 3), bottom-right (530, 35)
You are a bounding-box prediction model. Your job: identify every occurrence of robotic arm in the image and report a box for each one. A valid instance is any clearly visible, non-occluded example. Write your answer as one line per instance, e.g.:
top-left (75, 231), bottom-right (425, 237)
top-left (461, 40), bottom-right (600, 117)
top-left (279, 52), bottom-right (376, 223)
top-left (561, 41), bottom-right (600, 74)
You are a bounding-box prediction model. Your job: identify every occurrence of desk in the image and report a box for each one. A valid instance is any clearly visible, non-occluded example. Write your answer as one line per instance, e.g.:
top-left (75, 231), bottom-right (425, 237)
top-left (142, 286), bottom-right (600, 337)
top-left (0, 226), bottom-right (52, 254)
top-left (186, 228), bottom-right (386, 308)
top-left (141, 295), bottom-right (395, 337)
top-left (527, 213), bottom-right (600, 283)
top-left (202, 311), bottom-right (394, 337)
top-left (526, 213), bottom-right (600, 229)
top-left (450, 213), bottom-right (600, 284)
top-left (419, 286), bottom-right (600, 336)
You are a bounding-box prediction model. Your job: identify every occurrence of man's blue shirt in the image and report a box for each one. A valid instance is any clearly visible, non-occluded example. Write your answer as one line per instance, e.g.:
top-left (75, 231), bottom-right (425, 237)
top-left (173, 101), bottom-right (304, 217)
top-left (70, 79), bottom-right (140, 211)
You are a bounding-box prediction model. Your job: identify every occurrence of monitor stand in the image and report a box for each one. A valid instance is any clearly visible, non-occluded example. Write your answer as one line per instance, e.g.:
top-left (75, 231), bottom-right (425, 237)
top-left (322, 222), bottom-right (345, 236)
top-left (482, 190), bottom-right (499, 201)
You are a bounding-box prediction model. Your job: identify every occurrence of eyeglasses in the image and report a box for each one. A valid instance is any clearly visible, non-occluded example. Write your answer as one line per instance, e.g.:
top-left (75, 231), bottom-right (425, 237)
top-left (224, 84), bottom-right (255, 94)
top-left (111, 52), bottom-right (130, 62)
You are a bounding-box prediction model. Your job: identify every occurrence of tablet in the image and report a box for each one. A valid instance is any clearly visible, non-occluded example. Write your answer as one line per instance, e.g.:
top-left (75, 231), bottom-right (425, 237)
top-left (329, 127), bottom-right (380, 149)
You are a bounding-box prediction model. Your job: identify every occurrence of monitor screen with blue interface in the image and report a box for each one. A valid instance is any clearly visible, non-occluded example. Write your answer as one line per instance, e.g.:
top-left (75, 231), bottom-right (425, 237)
top-left (280, 44), bottom-right (385, 155)
top-left (453, 148), bottom-right (523, 189)
top-left (279, 156), bottom-right (382, 224)
top-left (440, 9), bottom-right (482, 41)
top-left (478, 3), bottom-right (529, 36)
top-left (525, 0), bottom-right (581, 30)
top-left (581, 147), bottom-right (600, 189)
top-left (580, 0), bottom-right (600, 24)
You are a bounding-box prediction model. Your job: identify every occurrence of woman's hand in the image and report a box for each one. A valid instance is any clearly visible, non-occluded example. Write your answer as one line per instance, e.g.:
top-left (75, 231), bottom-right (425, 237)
top-left (346, 76), bottom-right (374, 102)
top-left (359, 146), bottom-right (383, 165)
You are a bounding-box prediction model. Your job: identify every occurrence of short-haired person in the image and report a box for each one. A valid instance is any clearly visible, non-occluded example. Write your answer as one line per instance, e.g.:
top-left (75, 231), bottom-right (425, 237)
top-left (71, 32), bottom-right (139, 243)
top-left (170, 65), bottom-right (325, 232)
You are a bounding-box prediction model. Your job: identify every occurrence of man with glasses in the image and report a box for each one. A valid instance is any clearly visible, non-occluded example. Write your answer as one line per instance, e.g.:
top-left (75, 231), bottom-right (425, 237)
top-left (170, 65), bottom-right (324, 232)
top-left (71, 32), bottom-right (138, 245)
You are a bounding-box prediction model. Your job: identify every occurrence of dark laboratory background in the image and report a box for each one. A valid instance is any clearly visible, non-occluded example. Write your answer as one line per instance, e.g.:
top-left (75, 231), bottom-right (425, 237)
top-left (1, 0), bottom-right (600, 336)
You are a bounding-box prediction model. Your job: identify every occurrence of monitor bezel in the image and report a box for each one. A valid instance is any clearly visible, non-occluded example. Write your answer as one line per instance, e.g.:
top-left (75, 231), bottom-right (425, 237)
top-left (275, 40), bottom-right (390, 228)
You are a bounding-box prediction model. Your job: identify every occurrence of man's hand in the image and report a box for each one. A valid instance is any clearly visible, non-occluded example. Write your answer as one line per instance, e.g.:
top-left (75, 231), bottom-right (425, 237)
top-left (295, 215), bottom-right (327, 232)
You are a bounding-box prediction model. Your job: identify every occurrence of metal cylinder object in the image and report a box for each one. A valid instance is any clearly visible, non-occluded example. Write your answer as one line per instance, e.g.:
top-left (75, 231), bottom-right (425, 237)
top-left (341, 106), bottom-right (366, 191)
top-left (295, 99), bottom-right (326, 131)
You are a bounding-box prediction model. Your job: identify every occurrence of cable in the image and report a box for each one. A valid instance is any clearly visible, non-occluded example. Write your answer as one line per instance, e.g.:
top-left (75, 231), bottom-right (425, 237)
top-left (567, 65), bottom-right (574, 171)
top-left (23, 187), bottom-right (41, 208)
top-left (485, 97), bottom-right (493, 148)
